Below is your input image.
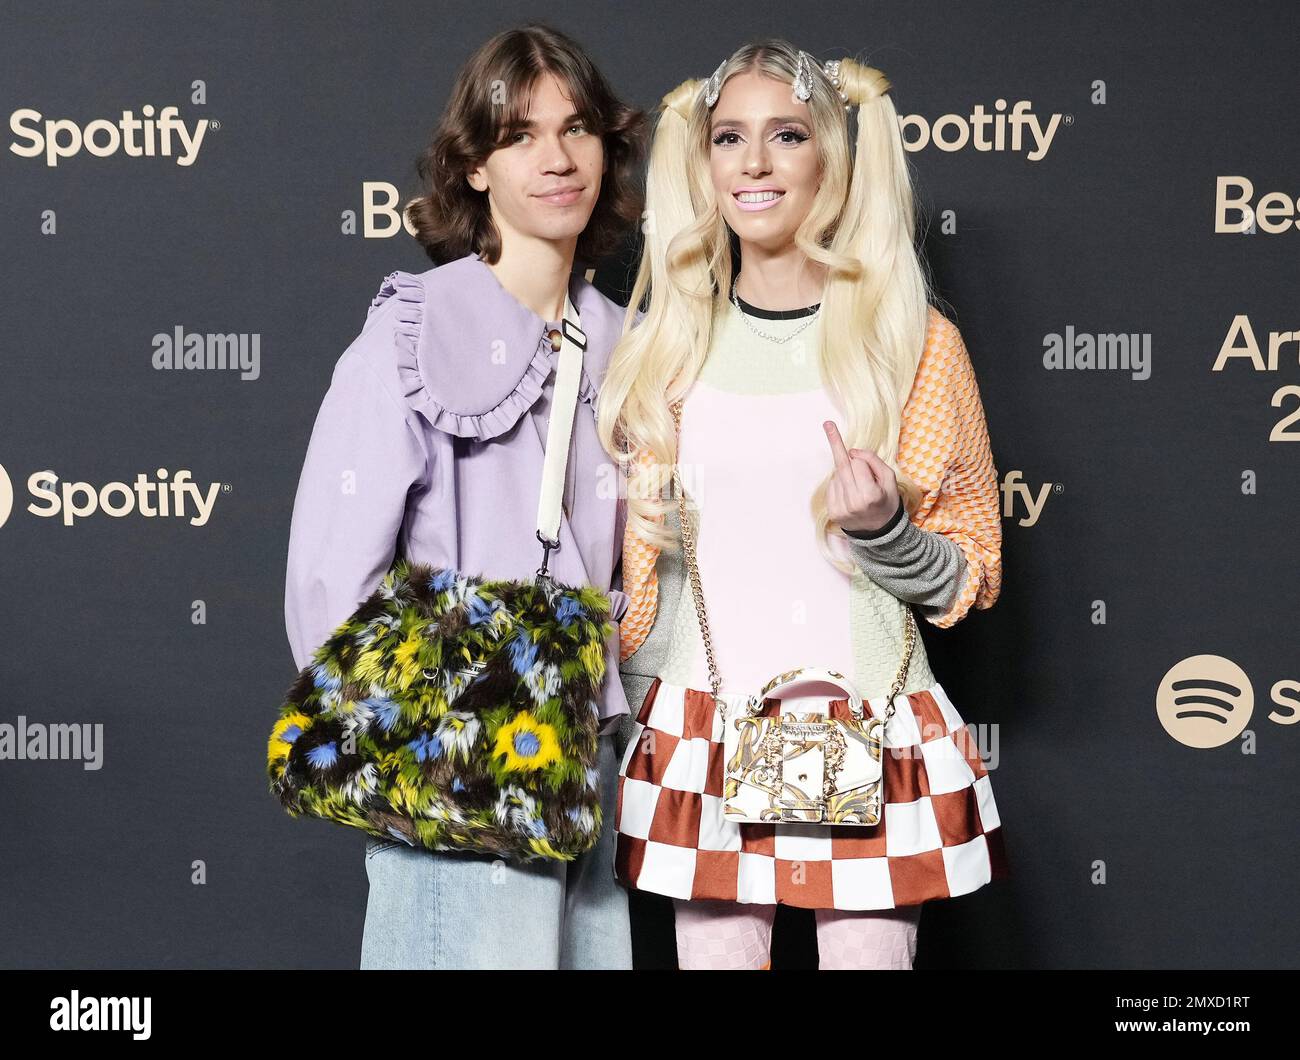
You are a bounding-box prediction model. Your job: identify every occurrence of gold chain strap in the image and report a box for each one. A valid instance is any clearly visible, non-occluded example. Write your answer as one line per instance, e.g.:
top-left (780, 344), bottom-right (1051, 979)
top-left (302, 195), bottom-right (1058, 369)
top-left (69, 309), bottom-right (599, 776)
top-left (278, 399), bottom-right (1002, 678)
top-left (669, 399), bottom-right (918, 727)
top-left (670, 401), bottom-right (725, 711)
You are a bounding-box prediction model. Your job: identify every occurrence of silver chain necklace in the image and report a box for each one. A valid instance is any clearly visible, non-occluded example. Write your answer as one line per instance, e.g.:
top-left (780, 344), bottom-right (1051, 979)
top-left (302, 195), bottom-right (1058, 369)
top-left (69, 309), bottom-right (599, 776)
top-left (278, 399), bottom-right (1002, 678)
top-left (729, 274), bottom-right (822, 344)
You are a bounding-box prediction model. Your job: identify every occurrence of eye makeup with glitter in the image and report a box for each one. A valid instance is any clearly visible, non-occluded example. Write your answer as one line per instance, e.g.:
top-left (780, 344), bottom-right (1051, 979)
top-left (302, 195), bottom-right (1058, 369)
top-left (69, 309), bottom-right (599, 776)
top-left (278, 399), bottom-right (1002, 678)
top-left (711, 124), bottom-right (811, 148)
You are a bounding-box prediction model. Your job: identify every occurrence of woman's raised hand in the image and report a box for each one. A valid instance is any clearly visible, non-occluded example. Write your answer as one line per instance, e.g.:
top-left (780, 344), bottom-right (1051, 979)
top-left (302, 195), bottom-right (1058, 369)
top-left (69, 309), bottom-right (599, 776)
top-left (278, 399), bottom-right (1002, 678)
top-left (823, 420), bottom-right (901, 535)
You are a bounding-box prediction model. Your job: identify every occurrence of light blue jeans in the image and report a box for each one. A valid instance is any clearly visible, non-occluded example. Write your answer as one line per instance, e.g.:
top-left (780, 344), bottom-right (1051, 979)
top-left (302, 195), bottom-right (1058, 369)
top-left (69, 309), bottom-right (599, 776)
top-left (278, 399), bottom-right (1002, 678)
top-left (359, 733), bottom-right (632, 969)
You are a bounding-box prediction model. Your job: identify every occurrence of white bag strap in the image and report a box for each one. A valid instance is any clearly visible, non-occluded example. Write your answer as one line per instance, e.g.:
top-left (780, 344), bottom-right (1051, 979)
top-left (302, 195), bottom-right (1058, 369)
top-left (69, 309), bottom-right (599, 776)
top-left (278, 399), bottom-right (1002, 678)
top-left (535, 291), bottom-right (585, 575)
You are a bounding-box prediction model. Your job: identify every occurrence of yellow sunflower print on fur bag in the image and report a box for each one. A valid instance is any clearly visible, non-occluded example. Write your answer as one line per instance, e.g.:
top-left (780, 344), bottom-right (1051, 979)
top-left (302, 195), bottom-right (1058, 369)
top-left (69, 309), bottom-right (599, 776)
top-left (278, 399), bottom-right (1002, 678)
top-left (266, 558), bottom-right (615, 862)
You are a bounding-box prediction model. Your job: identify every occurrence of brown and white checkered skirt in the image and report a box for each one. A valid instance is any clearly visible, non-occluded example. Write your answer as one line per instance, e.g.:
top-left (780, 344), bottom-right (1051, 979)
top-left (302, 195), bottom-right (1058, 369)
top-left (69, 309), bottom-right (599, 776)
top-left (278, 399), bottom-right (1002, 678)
top-left (614, 676), bottom-right (1010, 910)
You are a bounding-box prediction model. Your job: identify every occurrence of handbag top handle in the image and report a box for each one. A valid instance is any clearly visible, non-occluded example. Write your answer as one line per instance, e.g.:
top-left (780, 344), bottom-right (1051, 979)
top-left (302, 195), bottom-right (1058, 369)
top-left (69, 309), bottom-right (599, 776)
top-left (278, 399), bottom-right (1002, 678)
top-left (750, 667), bottom-right (865, 713)
top-left (534, 292), bottom-right (585, 580)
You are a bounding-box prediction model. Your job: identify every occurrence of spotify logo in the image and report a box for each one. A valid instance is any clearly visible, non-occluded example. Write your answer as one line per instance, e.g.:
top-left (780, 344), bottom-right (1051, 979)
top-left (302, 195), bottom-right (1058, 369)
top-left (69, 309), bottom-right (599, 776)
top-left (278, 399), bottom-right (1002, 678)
top-left (1156, 655), bottom-right (1254, 748)
top-left (0, 461), bottom-right (221, 528)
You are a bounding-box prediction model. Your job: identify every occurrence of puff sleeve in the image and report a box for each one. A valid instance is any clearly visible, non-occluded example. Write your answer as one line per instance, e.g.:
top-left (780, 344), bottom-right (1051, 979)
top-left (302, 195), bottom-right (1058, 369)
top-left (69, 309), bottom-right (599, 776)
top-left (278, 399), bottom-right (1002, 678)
top-left (284, 348), bottom-right (428, 671)
top-left (854, 313), bottom-right (1002, 628)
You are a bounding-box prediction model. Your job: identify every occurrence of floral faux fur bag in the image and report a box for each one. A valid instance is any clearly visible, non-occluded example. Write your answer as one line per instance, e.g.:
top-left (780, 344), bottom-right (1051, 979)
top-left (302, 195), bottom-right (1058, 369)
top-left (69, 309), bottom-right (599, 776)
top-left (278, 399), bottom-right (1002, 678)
top-left (267, 559), bottom-right (615, 862)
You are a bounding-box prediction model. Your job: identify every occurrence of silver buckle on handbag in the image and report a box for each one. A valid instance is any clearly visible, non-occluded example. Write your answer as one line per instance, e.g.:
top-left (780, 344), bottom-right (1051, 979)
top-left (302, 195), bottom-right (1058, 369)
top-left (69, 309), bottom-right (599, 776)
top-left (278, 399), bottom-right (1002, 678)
top-left (778, 802), bottom-right (826, 823)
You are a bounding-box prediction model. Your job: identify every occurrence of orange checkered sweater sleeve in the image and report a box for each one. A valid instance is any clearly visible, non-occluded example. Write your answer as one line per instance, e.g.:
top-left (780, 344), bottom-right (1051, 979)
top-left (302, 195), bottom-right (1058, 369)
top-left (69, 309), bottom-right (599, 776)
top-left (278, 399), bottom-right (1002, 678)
top-left (891, 309), bottom-right (1002, 628)
top-left (616, 308), bottom-right (1001, 662)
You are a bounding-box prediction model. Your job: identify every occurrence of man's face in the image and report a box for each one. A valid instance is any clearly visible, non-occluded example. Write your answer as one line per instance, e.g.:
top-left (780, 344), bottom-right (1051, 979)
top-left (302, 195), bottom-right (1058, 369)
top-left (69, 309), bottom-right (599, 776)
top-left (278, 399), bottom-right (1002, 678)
top-left (467, 71), bottom-right (605, 252)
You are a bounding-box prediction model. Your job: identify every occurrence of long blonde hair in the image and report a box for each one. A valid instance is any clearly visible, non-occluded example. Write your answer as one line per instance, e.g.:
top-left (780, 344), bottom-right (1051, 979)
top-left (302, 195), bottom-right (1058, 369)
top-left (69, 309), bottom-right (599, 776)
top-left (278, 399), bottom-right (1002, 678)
top-left (595, 39), bottom-right (936, 575)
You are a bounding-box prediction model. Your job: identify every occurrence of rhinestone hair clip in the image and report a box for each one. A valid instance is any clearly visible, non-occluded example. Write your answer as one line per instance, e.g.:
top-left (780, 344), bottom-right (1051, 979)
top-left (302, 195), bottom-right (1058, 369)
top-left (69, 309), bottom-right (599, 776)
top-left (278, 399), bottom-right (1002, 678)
top-left (793, 50), bottom-right (815, 102)
top-left (702, 59), bottom-right (727, 107)
top-left (701, 51), bottom-right (851, 109)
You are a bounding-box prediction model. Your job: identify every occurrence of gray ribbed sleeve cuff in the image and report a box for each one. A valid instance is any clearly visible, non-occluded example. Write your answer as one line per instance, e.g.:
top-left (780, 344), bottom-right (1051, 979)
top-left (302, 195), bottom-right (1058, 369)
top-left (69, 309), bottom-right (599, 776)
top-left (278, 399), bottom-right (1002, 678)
top-left (843, 503), bottom-right (968, 619)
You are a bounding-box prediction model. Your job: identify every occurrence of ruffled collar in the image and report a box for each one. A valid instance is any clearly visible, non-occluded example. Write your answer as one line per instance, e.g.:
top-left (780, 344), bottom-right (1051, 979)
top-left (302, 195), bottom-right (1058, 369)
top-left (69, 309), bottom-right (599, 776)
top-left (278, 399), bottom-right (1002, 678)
top-left (370, 252), bottom-right (628, 440)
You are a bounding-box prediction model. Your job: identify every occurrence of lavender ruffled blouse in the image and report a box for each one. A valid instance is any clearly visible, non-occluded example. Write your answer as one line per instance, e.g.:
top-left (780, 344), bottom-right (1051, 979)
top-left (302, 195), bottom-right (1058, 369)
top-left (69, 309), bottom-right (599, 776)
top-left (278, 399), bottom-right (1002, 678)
top-left (284, 251), bottom-right (633, 732)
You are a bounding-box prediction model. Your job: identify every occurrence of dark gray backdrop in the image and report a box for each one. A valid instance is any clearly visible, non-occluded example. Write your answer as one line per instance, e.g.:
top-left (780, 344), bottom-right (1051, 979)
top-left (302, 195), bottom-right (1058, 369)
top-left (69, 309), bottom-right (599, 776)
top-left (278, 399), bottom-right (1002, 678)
top-left (1, 0), bottom-right (1296, 969)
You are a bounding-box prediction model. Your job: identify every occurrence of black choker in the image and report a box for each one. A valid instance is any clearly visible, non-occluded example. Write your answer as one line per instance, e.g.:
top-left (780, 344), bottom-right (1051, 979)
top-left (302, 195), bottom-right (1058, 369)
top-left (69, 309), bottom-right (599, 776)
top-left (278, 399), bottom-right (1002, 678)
top-left (732, 291), bottom-right (821, 320)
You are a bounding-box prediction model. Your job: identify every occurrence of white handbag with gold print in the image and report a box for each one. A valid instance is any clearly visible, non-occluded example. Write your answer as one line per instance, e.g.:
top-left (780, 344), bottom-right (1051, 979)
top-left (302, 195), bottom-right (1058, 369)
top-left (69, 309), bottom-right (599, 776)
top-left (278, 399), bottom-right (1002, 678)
top-left (722, 666), bottom-right (901, 825)
top-left (669, 401), bottom-right (917, 827)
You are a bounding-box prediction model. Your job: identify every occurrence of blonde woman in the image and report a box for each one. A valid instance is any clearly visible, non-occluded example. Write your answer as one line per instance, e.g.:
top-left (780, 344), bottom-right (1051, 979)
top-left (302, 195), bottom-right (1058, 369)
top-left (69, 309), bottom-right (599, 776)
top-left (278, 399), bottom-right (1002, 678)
top-left (596, 39), bottom-right (1010, 970)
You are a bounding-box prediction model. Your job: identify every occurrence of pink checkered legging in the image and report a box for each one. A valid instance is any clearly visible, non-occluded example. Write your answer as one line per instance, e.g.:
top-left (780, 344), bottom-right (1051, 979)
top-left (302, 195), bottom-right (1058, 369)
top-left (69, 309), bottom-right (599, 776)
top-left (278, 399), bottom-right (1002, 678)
top-left (673, 898), bottom-right (922, 970)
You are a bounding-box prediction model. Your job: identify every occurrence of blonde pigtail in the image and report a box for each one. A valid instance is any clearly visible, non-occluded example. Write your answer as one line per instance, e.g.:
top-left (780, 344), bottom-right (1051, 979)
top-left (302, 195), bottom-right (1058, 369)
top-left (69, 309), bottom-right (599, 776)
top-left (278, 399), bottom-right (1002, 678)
top-left (597, 78), bottom-right (717, 554)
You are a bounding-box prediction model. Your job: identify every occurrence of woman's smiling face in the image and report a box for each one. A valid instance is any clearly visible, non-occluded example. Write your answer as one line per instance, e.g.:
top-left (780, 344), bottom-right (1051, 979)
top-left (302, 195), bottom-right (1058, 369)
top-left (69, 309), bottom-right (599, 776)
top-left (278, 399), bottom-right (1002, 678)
top-left (709, 68), bottom-right (821, 253)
